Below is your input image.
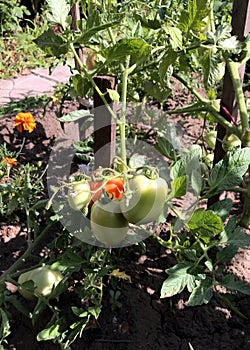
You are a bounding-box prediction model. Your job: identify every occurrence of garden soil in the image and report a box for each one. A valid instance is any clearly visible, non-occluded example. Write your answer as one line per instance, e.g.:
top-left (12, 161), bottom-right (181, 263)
top-left (1, 86), bottom-right (250, 350)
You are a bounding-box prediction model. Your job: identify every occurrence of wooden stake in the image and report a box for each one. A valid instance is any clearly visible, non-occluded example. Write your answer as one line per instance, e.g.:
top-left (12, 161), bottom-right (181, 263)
top-left (93, 75), bottom-right (117, 168)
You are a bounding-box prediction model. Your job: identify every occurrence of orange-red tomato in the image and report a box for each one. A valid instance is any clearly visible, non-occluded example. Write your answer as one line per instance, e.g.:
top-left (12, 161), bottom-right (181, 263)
top-left (105, 177), bottom-right (124, 200)
top-left (89, 177), bottom-right (124, 206)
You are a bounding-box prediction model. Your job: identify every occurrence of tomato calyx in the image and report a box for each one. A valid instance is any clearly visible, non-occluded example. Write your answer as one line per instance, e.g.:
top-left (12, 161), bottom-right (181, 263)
top-left (134, 165), bottom-right (159, 180)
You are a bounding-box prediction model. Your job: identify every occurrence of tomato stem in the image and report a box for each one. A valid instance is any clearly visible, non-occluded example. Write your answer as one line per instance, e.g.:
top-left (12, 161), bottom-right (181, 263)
top-left (226, 59), bottom-right (249, 131)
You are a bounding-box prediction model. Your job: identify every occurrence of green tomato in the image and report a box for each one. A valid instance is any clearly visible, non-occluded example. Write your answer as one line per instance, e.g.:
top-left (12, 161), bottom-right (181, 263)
top-left (68, 181), bottom-right (91, 210)
top-left (18, 265), bottom-right (63, 300)
top-left (120, 175), bottom-right (168, 225)
top-left (222, 134), bottom-right (241, 152)
top-left (91, 200), bottom-right (129, 246)
top-left (206, 130), bottom-right (217, 150)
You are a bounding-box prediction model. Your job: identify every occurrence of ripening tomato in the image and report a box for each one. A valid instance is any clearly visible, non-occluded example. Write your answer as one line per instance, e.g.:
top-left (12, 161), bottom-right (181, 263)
top-left (105, 177), bottom-right (124, 200)
top-left (18, 265), bottom-right (63, 300)
top-left (90, 200), bottom-right (129, 246)
top-left (120, 174), bottom-right (168, 225)
top-left (68, 181), bottom-right (91, 210)
top-left (89, 177), bottom-right (124, 207)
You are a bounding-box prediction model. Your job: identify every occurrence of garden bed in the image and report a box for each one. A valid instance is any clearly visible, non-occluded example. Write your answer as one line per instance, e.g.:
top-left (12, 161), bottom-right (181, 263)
top-left (1, 91), bottom-right (250, 350)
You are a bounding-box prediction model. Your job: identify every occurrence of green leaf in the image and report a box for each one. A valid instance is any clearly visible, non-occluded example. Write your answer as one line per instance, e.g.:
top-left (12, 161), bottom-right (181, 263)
top-left (75, 12), bottom-right (121, 44)
top-left (207, 148), bottom-right (250, 196)
top-left (0, 309), bottom-right (10, 342)
top-left (37, 323), bottom-right (61, 341)
top-left (220, 217), bottom-right (250, 248)
top-left (187, 279), bottom-right (213, 306)
top-left (164, 26), bottom-right (183, 49)
top-left (58, 110), bottom-right (93, 123)
top-left (143, 81), bottom-right (171, 102)
top-left (107, 89), bottom-right (120, 102)
top-left (179, 0), bottom-right (210, 33)
top-left (199, 49), bottom-right (219, 89)
top-left (160, 262), bottom-right (196, 298)
top-left (187, 208), bottom-right (224, 243)
top-left (209, 198), bottom-right (233, 221)
top-left (47, 0), bottom-right (70, 29)
top-left (154, 135), bottom-right (177, 161)
top-left (71, 74), bottom-right (92, 98)
top-left (221, 275), bottom-right (250, 295)
top-left (216, 244), bottom-right (239, 265)
top-left (159, 49), bottom-right (178, 82)
top-left (134, 14), bottom-right (162, 30)
top-left (171, 175), bottom-right (187, 198)
top-left (103, 38), bottom-right (151, 64)
top-left (170, 149), bottom-right (200, 179)
top-left (34, 28), bottom-right (68, 57)
top-left (191, 168), bottom-right (203, 196)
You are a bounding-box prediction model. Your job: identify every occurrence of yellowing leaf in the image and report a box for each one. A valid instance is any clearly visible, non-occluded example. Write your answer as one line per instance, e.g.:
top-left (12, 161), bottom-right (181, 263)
top-left (109, 269), bottom-right (131, 282)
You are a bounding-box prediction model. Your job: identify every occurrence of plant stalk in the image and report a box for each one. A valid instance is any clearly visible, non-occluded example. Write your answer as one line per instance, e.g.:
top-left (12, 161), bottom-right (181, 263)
top-left (226, 60), bottom-right (249, 131)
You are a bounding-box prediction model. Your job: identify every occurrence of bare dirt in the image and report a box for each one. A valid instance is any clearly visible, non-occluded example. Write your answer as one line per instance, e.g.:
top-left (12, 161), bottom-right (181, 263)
top-left (1, 91), bottom-right (250, 350)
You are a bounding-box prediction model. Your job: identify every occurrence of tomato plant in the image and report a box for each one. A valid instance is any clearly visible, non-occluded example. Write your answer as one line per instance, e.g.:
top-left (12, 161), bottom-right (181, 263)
top-left (120, 174), bottom-right (168, 225)
top-left (90, 199), bottom-right (129, 246)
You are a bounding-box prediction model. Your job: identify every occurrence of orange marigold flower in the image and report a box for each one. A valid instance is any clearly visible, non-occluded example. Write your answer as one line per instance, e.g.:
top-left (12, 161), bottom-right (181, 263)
top-left (14, 112), bottom-right (36, 133)
top-left (2, 157), bottom-right (17, 167)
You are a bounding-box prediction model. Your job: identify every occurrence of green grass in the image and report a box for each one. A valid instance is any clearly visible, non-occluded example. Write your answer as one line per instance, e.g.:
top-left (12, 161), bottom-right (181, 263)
top-left (0, 16), bottom-right (53, 79)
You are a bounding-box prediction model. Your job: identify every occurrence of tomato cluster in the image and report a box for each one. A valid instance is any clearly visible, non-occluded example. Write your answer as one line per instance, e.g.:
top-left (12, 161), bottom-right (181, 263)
top-left (67, 170), bottom-right (168, 246)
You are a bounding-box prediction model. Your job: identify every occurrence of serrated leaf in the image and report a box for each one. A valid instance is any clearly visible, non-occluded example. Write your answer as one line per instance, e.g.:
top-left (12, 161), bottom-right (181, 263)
top-left (47, 0), bottom-right (70, 29)
top-left (220, 222), bottom-right (250, 248)
top-left (34, 28), bottom-right (68, 57)
top-left (187, 208), bottom-right (224, 243)
top-left (75, 17), bottom-right (121, 44)
top-left (187, 279), bottom-right (213, 306)
top-left (160, 262), bottom-right (196, 298)
top-left (221, 275), bottom-right (250, 295)
top-left (170, 149), bottom-right (200, 180)
top-left (216, 244), bottom-right (239, 265)
top-left (179, 0), bottom-right (210, 33)
top-left (103, 38), bottom-right (151, 64)
top-left (164, 26), bottom-right (183, 49)
top-left (199, 49), bottom-right (219, 89)
top-left (207, 148), bottom-right (250, 197)
top-left (171, 175), bottom-right (187, 198)
top-left (159, 49), bottom-right (178, 82)
top-left (154, 136), bottom-right (177, 160)
top-left (209, 198), bottom-right (233, 221)
top-left (58, 110), bottom-right (93, 123)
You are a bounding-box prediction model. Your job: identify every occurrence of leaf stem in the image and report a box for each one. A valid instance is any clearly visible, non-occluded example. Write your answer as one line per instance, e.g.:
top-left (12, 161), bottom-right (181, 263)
top-left (174, 73), bottom-right (240, 136)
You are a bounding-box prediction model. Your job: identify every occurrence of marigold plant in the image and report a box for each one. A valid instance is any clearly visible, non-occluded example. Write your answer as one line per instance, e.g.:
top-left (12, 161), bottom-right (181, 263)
top-left (14, 112), bottom-right (36, 133)
top-left (1, 157), bottom-right (17, 167)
